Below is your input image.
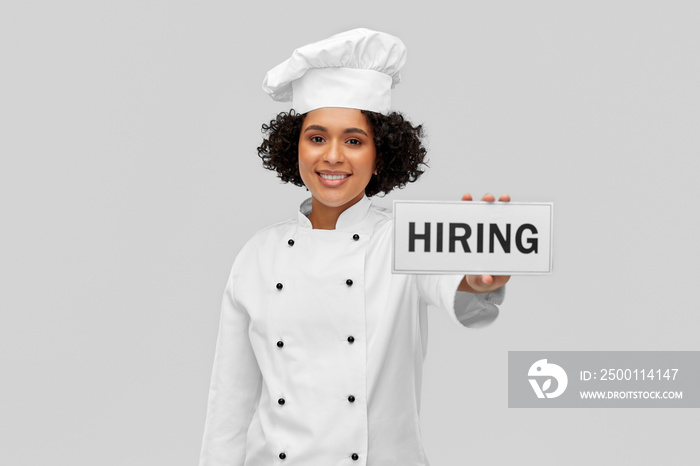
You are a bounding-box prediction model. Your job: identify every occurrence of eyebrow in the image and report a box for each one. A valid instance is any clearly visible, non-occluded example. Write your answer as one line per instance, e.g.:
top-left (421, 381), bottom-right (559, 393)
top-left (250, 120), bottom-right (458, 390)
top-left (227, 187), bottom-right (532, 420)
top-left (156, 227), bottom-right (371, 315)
top-left (303, 125), bottom-right (369, 137)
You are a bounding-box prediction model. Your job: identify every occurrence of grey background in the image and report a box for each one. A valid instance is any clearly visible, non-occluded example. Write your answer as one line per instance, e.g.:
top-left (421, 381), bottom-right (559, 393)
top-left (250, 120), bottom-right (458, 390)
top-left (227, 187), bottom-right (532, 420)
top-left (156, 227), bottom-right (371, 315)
top-left (1, 1), bottom-right (698, 465)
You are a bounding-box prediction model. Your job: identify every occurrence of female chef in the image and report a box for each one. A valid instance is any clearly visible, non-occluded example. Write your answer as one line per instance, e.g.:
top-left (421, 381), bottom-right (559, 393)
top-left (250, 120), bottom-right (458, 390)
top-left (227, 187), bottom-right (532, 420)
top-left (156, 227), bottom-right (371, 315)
top-left (199, 28), bottom-right (509, 466)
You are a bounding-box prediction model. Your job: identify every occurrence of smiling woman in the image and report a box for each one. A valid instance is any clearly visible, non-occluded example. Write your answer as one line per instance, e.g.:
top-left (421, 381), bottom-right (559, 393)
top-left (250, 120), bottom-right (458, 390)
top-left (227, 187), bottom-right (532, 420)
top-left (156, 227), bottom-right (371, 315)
top-left (199, 28), bottom-right (508, 466)
top-left (297, 108), bottom-right (377, 229)
top-left (257, 108), bottom-right (428, 215)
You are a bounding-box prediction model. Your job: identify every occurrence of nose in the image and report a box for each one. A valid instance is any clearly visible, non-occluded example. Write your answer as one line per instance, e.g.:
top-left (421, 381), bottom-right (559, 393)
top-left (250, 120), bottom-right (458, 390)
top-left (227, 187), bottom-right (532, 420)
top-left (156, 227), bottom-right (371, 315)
top-left (323, 140), bottom-right (344, 164)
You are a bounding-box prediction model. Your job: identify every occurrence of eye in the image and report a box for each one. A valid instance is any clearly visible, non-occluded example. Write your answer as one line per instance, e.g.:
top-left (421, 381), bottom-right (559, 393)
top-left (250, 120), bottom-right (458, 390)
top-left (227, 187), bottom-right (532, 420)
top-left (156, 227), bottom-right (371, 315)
top-left (346, 138), bottom-right (362, 145)
top-left (310, 136), bottom-right (325, 143)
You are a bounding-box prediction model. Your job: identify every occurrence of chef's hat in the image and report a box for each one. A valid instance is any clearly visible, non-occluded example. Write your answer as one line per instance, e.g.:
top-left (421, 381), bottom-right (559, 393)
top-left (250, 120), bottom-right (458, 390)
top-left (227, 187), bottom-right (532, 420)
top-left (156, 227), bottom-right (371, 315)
top-left (262, 28), bottom-right (407, 114)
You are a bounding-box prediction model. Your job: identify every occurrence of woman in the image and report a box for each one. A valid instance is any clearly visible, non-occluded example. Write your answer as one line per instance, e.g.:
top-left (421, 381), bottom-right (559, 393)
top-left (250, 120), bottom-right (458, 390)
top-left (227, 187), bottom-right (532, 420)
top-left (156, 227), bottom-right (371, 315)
top-left (199, 28), bottom-right (509, 466)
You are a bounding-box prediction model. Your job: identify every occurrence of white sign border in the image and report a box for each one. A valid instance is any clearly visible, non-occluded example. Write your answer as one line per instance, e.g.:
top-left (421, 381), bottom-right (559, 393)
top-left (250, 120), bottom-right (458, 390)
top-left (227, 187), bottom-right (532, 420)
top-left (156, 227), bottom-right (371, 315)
top-left (391, 200), bottom-right (554, 275)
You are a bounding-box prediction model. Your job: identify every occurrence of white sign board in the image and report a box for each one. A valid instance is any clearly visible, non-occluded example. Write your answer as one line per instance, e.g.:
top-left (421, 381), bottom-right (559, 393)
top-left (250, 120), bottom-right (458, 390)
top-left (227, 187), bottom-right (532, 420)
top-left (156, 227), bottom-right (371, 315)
top-left (393, 201), bottom-right (553, 274)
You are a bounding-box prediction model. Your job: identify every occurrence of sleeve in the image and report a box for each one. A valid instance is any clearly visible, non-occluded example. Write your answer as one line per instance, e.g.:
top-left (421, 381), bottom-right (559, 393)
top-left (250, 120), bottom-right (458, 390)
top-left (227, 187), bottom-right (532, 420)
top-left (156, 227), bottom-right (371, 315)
top-left (198, 263), bottom-right (263, 466)
top-left (415, 274), bottom-right (505, 329)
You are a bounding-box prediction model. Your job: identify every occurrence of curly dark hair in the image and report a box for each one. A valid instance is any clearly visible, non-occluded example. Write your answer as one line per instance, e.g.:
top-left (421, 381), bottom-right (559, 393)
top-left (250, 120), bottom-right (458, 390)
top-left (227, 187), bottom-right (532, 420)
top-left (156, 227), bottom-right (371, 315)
top-left (257, 109), bottom-right (428, 197)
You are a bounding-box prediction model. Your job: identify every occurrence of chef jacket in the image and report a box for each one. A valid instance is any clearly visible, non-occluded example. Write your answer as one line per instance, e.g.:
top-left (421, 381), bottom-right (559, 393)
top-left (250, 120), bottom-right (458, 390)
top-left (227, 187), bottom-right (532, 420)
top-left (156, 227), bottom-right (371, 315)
top-left (199, 195), bottom-right (504, 466)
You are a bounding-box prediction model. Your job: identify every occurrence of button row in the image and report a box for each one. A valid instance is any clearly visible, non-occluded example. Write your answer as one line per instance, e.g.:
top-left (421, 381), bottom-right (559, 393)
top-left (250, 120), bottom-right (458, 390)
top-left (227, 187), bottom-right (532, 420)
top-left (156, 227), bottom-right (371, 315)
top-left (275, 337), bottom-right (355, 348)
top-left (277, 235), bottom-right (361, 462)
top-left (286, 234), bottom-right (360, 246)
top-left (275, 396), bottom-right (355, 406)
top-left (276, 279), bottom-right (354, 290)
top-left (278, 452), bottom-right (359, 461)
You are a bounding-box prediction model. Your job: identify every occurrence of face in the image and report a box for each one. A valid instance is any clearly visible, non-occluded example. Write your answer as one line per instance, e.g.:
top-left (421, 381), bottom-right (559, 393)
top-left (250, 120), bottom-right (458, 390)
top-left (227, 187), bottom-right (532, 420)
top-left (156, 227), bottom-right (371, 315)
top-left (298, 107), bottom-right (377, 211)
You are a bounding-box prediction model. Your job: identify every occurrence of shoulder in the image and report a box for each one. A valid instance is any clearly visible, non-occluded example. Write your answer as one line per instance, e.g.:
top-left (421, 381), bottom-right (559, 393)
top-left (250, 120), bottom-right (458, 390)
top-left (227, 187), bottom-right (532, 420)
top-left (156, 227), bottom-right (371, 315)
top-left (366, 202), bottom-right (396, 247)
top-left (368, 200), bottom-right (393, 234)
top-left (232, 217), bottom-right (296, 269)
top-left (370, 200), bottom-right (392, 219)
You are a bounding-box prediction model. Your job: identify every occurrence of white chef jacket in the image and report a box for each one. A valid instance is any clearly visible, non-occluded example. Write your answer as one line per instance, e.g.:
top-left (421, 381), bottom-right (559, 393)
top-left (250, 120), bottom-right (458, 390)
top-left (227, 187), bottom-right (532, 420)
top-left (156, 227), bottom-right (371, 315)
top-left (199, 195), bottom-right (504, 466)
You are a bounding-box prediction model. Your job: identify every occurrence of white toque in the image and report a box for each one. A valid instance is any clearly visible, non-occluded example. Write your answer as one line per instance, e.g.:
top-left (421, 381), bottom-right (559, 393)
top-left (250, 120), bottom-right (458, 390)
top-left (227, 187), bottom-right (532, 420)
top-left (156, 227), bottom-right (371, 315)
top-left (262, 28), bottom-right (407, 114)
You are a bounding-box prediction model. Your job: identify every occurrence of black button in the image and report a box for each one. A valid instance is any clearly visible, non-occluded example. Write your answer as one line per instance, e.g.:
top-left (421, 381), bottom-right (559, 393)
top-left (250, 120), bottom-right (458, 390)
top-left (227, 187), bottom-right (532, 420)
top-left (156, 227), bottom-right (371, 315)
top-left (348, 395), bottom-right (355, 403)
top-left (276, 283), bottom-right (283, 290)
top-left (288, 239), bottom-right (294, 246)
top-left (278, 398), bottom-right (285, 405)
top-left (351, 453), bottom-right (359, 461)
top-left (279, 452), bottom-right (286, 460)
top-left (277, 340), bottom-right (284, 348)
top-left (352, 234), bottom-right (360, 241)
top-left (346, 279), bottom-right (353, 286)
top-left (347, 336), bottom-right (355, 344)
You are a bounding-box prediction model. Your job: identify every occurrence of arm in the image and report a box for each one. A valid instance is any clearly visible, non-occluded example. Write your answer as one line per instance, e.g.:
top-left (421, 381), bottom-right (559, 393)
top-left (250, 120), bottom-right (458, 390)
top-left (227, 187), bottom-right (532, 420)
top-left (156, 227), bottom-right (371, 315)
top-left (416, 273), bottom-right (504, 328)
top-left (199, 264), bottom-right (262, 466)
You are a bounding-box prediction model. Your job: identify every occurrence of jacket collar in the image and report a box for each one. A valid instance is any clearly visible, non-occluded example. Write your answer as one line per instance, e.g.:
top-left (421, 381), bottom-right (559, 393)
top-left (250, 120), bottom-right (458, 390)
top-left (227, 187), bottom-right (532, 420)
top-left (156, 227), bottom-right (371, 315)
top-left (298, 195), bottom-right (372, 230)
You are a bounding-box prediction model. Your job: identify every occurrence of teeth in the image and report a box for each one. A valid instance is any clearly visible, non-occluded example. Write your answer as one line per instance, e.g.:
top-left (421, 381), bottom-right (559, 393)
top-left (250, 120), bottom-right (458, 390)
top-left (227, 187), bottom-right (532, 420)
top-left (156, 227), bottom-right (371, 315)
top-left (319, 173), bottom-right (349, 180)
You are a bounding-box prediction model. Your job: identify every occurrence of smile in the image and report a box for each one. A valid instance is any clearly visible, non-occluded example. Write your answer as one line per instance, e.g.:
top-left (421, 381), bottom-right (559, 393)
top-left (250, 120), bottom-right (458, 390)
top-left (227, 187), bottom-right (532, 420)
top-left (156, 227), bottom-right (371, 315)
top-left (319, 173), bottom-right (350, 180)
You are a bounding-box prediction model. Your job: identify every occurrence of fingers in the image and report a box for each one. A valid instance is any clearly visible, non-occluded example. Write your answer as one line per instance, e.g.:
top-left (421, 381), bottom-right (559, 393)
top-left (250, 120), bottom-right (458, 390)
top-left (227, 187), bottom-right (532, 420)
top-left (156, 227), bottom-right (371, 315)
top-left (462, 193), bottom-right (511, 202)
top-left (467, 275), bottom-right (492, 287)
top-left (480, 274), bottom-right (494, 286)
top-left (466, 274), bottom-right (494, 290)
top-left (466, 273), bottom-right (510, 293)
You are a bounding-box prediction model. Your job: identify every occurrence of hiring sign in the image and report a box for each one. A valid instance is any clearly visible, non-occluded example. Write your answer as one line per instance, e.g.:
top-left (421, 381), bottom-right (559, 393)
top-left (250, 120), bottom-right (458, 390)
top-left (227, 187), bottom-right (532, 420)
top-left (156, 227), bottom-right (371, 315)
top-left (392, 200), bottom-right (553, 275)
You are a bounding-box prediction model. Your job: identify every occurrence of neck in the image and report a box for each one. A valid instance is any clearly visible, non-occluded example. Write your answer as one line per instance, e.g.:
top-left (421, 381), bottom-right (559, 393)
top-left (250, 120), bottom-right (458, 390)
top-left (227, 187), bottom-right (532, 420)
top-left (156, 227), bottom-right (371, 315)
top-left (308, 194), bottom-right (364, 230)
